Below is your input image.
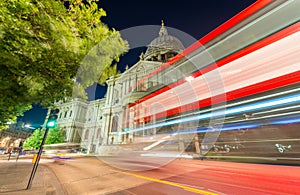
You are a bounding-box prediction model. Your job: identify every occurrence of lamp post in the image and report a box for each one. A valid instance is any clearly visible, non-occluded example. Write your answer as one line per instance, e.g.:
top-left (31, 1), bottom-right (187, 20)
top-left (26, 126), bottom-right (49, 189)
top-left (26, 109), bottom-right (59, 190)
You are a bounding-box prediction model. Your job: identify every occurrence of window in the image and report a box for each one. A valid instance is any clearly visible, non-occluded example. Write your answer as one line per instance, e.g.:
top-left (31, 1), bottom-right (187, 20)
top-left (148, 81), bottom-right (153, 88)
top-left (84, 129), bottom-right (89, 140)
top-left (111, 116), bottom-right (119, 132)
top-left (97, 128), bottom-right (101, 138)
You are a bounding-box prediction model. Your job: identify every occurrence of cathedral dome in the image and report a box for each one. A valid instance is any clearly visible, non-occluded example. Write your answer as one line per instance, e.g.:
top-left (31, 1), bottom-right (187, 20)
top-left (144, 21), bottom-right (185, 62)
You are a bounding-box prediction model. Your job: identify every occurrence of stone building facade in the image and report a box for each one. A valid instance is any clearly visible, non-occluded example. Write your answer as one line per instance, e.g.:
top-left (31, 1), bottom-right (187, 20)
top-left (0, 123), bottom-right (32, 151)
top-left (55, 22), bottom-right (185, 153)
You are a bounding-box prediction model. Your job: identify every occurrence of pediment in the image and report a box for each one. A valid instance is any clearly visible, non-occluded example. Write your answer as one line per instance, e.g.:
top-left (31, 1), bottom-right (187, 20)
top-left (123, 61), bottom-right (162, 75)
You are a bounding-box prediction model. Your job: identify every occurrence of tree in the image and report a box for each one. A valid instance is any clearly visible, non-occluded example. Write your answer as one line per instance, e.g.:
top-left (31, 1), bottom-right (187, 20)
top-left (23, 128), bottom-right (44, 150)
top-left (0, 0), bottom-right (129, 129)
top-left (45, 126), bottom-right (65, 145)
top-left (23, 126), bottom-right (66, 150)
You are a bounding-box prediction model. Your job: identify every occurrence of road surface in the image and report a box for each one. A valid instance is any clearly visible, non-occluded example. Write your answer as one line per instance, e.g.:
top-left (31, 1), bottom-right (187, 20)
top-left (47, 156), bottom-right (300, 195)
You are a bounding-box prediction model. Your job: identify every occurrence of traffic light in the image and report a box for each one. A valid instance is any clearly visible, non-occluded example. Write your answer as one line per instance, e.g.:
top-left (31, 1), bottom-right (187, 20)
top-left (46, 108), bottom-right (59, 128)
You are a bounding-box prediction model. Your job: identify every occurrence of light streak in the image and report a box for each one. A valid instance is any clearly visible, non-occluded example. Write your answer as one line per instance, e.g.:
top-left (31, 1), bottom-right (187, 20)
top-left (122, 93), bottom-right (300, 135)
top-left (132, 29), bottom-right (300, 120)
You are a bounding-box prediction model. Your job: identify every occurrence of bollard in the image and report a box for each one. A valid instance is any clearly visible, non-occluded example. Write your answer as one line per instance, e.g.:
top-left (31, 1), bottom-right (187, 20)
top-left (32, 154), bottom-right (38, 164)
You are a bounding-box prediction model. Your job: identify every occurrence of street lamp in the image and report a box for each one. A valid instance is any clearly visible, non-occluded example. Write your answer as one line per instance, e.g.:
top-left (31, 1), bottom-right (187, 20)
top-left (27, 108), bottom-right (59, 189)
top-left (46, 109), bottom-right (59, 128)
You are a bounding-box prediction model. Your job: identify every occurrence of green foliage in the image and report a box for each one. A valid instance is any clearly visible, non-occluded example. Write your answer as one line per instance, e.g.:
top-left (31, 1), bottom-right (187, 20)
top-left (23, 126), bottom-right (66, 150)
top-left (45, 126), bottom-right (66, 145)
top-left (23, 128), bottom-right (44, 150)
top-left (0, 0), bottom-right (129, 129)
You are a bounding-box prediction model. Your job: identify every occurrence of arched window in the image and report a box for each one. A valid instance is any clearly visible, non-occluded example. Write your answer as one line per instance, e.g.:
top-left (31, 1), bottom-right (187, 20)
top-left (111, 116), bottom-right (119, 132)
top-left (97, 128), bottom-right (101, 138)
top-left (84, 129), bottom-right (89, 140)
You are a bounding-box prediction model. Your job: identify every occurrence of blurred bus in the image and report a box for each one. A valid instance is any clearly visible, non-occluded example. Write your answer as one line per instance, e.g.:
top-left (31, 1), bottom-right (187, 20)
top-left (121, 0), bottom-right (300, 161)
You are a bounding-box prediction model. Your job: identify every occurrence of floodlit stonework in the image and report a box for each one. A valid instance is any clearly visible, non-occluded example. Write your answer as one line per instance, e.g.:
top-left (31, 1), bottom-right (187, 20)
top-left (54, 22), bottom-right (185, 153)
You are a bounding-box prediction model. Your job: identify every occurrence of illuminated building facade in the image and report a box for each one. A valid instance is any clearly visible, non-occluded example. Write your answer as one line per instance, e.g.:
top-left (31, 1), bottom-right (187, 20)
top-left (54, 22), bottom-right (185, 153)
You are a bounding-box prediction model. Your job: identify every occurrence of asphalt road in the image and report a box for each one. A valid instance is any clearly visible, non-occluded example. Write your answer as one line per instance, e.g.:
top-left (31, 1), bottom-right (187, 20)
top-left (47, 156), bottom-right (300, 195)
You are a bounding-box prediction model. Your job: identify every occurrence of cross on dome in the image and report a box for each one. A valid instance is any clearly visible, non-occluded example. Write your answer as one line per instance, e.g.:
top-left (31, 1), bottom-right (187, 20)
top-left (159, 20), bottom-right (168, 36)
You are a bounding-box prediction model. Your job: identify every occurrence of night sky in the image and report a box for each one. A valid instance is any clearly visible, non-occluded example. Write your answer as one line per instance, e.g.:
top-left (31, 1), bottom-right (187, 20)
top-left (101, 0), bottom-right (256, 39)
top-left (19, 0), bottom-right (257, 127)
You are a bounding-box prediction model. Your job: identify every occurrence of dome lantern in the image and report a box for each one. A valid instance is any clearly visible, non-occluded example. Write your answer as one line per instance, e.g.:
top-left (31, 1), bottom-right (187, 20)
top-left (144, 21), bottom-right (185, 62)
top-left (159, 20), bottom-right (168, 36)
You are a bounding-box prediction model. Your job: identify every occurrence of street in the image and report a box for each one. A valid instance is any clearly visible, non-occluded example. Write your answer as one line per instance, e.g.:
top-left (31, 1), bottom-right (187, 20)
top-left (46, 156), bottom-right (300, 195)
top-left (2, 1), bottom-right (300, 195)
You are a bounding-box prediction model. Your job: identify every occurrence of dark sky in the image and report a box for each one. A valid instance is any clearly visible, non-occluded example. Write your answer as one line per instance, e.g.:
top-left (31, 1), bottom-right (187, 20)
top-left (100, 0), bottom-right (256, 40)
top-left (19, 0), bottom-right (257, 127)
top-left (98, 0), bottom-right (257, 90)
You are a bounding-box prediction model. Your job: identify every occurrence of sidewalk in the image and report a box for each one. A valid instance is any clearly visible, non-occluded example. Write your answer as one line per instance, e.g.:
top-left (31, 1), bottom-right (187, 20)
top-left (0, 159), bottom-right (65, 195)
